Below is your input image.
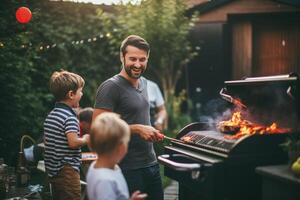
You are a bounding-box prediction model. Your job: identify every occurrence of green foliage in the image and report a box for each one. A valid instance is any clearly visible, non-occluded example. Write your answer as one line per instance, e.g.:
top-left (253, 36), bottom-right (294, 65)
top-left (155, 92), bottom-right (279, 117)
top-left (166, 90), bottom-right (192, 134)
top-left (101, 0), bottom-right (198, 100)
top-left (0, 0), bottom-right (197, 165)
top-left (0, 0), bottom-right (119, 164)
top-left (281, 133), bottom-right (300, 152)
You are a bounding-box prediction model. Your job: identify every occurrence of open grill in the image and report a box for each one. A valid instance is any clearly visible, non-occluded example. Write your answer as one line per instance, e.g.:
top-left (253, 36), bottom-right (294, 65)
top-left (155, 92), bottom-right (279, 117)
top-left (159, 73), bottom-right (300, 200)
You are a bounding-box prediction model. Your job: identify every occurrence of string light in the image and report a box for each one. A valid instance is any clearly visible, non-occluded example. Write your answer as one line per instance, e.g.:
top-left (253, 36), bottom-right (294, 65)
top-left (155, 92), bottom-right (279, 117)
top-left (1, 31), bottom-right (115, 52)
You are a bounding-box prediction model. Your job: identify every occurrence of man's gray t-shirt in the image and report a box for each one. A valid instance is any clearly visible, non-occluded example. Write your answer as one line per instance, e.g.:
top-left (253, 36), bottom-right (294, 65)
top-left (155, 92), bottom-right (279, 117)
top-left (94, 75), bottom-right (157, 170)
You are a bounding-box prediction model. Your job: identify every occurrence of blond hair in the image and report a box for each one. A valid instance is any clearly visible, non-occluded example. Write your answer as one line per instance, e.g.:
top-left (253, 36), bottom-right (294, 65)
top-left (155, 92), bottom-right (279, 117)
top-left (90, 113), bottom-right (130, 155)
top-left (49, 70), bottom-right (85, 101)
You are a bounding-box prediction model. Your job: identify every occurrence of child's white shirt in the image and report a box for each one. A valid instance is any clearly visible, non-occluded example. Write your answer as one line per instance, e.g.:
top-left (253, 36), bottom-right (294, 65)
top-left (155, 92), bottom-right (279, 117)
top-left (86, 161), bottom-right (130, 200)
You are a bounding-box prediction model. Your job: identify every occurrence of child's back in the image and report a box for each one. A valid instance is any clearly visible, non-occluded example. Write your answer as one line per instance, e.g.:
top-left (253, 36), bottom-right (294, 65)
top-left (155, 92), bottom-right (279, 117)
top-left (87, 163), bottom-right (129, 200)
top-left (87, 113), bottom-right (147, 200)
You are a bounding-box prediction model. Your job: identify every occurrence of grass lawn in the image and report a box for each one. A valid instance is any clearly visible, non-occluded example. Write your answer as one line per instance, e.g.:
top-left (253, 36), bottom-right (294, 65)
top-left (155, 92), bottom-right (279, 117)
top-left (160, 164), bottom-right (171, 188)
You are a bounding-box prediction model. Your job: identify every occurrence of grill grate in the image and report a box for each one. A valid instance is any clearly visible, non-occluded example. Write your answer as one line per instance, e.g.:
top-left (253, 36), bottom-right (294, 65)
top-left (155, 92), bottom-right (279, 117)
top-left (181, 131), bottom-right (236, 153)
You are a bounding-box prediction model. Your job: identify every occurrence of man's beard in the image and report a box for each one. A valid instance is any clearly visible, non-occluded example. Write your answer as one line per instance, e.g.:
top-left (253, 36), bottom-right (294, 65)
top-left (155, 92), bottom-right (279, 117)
top-left (124, 64), bottom-right (146, 79)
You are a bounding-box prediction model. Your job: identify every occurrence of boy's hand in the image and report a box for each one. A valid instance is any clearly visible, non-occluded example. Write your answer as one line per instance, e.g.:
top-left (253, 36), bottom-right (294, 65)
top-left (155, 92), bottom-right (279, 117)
top-left (131, 190), bottom-right (148, 200)
top-left (82, 134), bottom-right (90, 146)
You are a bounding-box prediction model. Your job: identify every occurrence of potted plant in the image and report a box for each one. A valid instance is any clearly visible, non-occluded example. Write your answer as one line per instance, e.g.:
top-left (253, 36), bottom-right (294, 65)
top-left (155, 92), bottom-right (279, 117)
top-left (281, 132), bottom-right (300, 165)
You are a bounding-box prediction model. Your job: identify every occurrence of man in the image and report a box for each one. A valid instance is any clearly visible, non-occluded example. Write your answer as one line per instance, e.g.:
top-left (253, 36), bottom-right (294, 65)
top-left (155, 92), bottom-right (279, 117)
top-left (93, 35), bottom-right (163, 200)
top-left (147, 79), bottom-right (167, 131)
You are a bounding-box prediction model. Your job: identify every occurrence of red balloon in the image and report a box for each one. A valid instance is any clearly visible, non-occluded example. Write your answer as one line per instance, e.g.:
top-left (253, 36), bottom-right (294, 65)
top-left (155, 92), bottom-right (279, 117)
top-left (16, 7), bottom-right (32, 24)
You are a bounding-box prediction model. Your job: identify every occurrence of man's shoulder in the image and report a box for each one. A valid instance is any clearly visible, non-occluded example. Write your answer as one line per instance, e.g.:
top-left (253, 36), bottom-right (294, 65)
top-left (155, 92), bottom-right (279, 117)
top-left (100, 75), bottom-right (122, 88)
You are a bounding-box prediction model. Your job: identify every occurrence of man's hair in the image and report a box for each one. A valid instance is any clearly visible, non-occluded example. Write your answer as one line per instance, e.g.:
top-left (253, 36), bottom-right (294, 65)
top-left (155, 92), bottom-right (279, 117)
top-left (90, 112), bottom-right (130, 155)
top-left (78, 107), bottom-right (94, 123)
top-left (120, 35), bottom-right (150, 57)
top-left (49, 70), bottom-right (85, 101)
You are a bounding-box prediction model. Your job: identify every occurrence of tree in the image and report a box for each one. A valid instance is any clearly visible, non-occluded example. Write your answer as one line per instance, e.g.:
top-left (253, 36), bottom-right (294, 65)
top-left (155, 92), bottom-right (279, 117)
top-left (101, 0), bottom-right (198, 131)
top-left (102, 0), bottom-right (198, 102)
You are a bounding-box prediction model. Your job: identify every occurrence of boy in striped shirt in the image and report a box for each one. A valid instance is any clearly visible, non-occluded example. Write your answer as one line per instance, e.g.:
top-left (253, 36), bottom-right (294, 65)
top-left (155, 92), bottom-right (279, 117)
top-left (44, 70), bottom-right (90, 200)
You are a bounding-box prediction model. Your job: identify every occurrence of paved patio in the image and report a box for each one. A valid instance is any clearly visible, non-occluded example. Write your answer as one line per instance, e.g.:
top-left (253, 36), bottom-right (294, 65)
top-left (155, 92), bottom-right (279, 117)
top-left (164, 180), bottom-right (179, 200)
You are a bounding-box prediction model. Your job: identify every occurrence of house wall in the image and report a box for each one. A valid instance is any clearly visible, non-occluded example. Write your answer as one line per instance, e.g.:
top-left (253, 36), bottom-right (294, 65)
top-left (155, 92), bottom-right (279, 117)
top-left (188, 0), bottom-right (300, 120)
top-left (197, 0), bottom-right (300, 22)
top-left (229, 13), bottom-right (300, 79)
top-left (231, 19), bottom-right (252, 78)
top-left (252, 16), bottom-right (300, 76)
top-left (188, 23), bottom-right (230, 119)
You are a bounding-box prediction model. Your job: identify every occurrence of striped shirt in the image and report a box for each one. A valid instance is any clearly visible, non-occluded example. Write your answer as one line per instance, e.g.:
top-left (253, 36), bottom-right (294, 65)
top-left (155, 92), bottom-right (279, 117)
top-left (44, 102), bottom-right (81, 177)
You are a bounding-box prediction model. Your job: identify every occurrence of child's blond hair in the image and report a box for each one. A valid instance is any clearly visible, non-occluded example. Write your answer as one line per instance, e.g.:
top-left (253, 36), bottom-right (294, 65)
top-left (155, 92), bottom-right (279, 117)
top-left (90, 113), bottom-right (130, 154)
top-left (49, 70), bottom-right (85, 101)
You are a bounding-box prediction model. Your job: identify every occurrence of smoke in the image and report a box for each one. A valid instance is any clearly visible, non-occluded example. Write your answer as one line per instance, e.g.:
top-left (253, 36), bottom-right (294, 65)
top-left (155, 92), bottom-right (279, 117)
top-left (198, 84), bottom-right (300, 130)
top-left (197, 98), bottom-right (234, 130)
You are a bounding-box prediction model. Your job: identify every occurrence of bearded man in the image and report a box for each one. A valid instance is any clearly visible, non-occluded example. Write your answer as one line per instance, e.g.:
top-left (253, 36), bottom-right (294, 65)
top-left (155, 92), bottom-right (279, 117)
top-left (93, 35), bottom-right (164, 200)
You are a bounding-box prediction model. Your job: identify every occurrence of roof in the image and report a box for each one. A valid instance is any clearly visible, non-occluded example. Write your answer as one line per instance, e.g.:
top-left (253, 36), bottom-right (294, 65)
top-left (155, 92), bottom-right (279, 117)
top-left (187, 0), bottom-right (300, 16)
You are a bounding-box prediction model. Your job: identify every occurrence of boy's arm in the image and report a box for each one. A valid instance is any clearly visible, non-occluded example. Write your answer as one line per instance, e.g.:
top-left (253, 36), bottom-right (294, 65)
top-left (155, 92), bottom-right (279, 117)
top-left (67, 132), bottom-right (89, 149)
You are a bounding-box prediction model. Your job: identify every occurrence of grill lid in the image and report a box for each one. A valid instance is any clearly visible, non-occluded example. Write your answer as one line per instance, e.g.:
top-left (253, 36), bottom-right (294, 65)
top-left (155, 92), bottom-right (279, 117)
top-left (220, 73), bottom-right (300, 129)
top-left (171, 74), bottom-right (300, 158)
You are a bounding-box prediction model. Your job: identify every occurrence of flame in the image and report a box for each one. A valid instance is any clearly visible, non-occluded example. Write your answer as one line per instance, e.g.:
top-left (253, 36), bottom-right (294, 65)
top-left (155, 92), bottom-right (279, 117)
top-left (219, 112), bottom-right (290, 139)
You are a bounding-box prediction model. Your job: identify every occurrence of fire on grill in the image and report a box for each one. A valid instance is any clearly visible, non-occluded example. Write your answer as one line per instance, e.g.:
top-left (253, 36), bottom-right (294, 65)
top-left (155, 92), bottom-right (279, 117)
top-left (217, 111), bottom-right (291, 139)
top-left (159, 73), bottom-right (300, 200)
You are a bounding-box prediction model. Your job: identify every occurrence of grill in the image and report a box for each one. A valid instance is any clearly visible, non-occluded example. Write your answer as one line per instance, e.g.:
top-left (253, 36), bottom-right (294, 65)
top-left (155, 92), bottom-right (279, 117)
top-left (158, 73), bottom-right (300, 200)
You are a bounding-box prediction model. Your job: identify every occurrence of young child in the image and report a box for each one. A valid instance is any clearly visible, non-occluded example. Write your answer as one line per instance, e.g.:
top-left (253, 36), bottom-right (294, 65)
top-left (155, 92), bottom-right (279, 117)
top-left (44, 70), bottom-right (90, 200)
top-left (87, 113), bottom-right (147, 200)
top-left (78, 107), bottom-right (94, 137)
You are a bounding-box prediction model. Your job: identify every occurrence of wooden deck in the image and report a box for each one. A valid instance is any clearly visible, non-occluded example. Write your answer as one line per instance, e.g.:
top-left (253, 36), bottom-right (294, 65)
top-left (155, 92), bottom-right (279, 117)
top-left (164, 180), bottom-right (179, 200)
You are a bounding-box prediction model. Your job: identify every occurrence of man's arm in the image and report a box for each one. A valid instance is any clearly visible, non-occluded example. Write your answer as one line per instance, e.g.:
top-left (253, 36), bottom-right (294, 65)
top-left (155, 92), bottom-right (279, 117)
top-left (93, 108), bottom-right (163, 142)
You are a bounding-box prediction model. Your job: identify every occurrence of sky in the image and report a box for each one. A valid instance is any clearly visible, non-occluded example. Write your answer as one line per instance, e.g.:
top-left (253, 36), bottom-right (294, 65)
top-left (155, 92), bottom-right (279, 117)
top-left (62, 0), bottom-right (140, 5)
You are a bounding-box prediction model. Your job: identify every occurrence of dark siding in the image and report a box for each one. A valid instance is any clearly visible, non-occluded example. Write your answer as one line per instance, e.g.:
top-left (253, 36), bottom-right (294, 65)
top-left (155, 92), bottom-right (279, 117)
top-left (253, 16), bottom-right (300, 76)
top-left (188, 23), bottom-right (230, 119)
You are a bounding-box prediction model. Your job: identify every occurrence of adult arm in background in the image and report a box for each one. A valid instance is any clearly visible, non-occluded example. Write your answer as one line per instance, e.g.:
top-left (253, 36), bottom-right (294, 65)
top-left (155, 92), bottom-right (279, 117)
top-left (92, 108), bottom-right (163, 142)
top-left (150, 81), bottom-right (168, 131)
top-left (154, 104), bottom-right (167, 131)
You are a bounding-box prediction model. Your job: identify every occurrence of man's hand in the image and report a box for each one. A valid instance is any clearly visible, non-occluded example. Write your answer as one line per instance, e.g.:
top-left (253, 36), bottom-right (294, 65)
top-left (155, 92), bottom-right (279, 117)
top-left (133, 124), bottom-right (164, 142)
